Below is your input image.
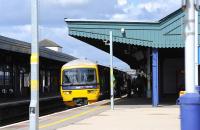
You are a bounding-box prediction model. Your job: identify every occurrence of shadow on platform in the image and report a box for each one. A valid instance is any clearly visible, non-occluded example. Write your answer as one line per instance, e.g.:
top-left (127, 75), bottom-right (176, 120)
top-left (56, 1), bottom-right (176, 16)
top-left (115, 95), bottom-right (178, 106)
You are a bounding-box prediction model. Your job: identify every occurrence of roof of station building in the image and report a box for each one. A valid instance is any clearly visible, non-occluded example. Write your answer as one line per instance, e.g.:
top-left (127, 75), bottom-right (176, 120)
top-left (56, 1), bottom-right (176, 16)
top-left (0, 35), bottom-right (75, 62)
top-left (65, 8), bottom-right (200, 48)
top-left (40, 39), bottom-right (63, 48)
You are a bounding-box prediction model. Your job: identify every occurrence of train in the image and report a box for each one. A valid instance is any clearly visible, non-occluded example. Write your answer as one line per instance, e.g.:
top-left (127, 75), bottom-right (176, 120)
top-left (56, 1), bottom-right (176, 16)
top-left (60, 59), bottom-right (129, 106)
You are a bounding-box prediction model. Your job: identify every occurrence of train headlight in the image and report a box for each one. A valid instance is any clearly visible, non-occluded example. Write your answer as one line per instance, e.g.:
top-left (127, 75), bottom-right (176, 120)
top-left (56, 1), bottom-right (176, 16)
top-left (64, 91), bottom-right (72, 95)
top-left (87, 90), bottom-right (96, 94)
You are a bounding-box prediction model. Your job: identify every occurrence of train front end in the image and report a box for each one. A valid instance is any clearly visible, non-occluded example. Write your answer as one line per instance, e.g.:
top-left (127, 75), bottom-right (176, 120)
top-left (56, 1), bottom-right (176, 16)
top-left (61, 63), bottom-right (100, 107)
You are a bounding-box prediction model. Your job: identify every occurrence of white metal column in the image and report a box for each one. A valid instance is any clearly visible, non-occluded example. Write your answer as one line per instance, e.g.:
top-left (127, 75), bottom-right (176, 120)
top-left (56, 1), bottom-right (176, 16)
top-left (29, 0), bottom-right (39, 130)
top-left (184, 0), bottom-right (196, 93)
top-left (195, 9), bottom-right (199, 87)
top-left (110, 31), bottom-right (114, 110)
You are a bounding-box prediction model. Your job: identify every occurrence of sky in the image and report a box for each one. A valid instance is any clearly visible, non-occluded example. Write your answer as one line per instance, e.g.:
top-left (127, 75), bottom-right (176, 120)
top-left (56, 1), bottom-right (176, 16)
top-left (0, 0), bottom-right (181, 70)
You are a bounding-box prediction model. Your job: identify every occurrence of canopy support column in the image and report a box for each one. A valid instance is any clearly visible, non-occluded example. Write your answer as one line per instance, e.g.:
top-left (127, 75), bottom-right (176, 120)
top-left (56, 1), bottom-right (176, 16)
top-left (152, 48), bottom-right (159, 107)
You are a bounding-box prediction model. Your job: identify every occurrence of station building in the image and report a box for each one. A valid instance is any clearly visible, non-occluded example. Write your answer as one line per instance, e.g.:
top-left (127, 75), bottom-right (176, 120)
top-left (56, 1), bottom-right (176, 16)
top-left (0, 36), bottom-right (75, 100)
top-left (65, 8), bottom-right (200, 105)
top-left (0, 36), bottom-right (75, 124)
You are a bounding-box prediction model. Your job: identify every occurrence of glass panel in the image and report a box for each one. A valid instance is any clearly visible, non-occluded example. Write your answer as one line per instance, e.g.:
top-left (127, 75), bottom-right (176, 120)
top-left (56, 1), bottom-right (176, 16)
top-left (5, 72), bottom-right (10, 86)
top-left (79, 69), bottom-right (96, 83)
top-left (47, 71), bottom-right (50, 86)
top-left (20, 71), bottom-right (23, 93)
top-left (63, 69), bottom-right (79, 84)
top-left (24, 73), bottom-right (30, 87)
top-left (63, 68), bottom-right (96, 85)
top-left (0, 70), bottom-right (4, 86)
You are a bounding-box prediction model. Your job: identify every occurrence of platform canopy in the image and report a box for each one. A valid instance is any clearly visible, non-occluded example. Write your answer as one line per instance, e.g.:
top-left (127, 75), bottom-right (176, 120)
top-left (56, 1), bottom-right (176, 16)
top-left (65, 8), bottom-right (199, 68)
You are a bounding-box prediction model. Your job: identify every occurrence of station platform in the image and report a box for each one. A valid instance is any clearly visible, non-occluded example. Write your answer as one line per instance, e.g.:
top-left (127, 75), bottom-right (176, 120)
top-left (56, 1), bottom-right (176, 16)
top-left (0, 97), bottom-right (180, 130)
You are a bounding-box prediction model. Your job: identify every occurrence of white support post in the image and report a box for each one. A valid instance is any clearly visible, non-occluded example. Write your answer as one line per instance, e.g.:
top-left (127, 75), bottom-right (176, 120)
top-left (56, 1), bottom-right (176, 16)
top-left (195, 9), bottom-right (199, 87)
top-left (110, 31), bottom-right (114, 110)
top-left (29, 0), bottom-right (39, 130)
top-left (185, 0), bottom-right (196, 93)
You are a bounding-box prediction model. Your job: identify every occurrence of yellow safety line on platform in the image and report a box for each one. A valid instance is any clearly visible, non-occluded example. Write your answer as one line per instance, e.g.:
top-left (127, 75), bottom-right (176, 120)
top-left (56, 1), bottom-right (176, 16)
top-left (39, 105), bottom-right (107, 129)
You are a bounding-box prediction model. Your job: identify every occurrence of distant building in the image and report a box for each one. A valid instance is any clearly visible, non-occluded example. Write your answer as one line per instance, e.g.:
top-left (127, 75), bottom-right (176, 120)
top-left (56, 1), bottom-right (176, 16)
top-left (40, 39), bottom-right (63, 52)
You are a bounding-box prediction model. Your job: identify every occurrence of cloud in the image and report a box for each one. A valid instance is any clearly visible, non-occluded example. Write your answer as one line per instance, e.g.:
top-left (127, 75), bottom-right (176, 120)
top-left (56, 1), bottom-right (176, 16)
top-left (117, 0), bottom-right (127, 6)
top-left (111, 0), bottom-right (181, 21)
top-left (0, 0), bottom-right (183, 70)
top-left (138, 2), bottom-right (161, 13)
top-left (0, 25), bottom-right (31, 42)
top-left (44, 0), bottom-right (90, 6)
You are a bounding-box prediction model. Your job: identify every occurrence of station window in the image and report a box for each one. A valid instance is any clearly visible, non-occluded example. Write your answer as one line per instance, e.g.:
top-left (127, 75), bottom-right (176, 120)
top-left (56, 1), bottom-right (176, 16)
top-left (24, 73), bottom-right (30, 87)
top-left (4, 65), bottom-right (11, 86)
top-left (45, 71), bottom-right (51, 92)
top-left (40, 70), bottom-right (51, 93)
top-left (41, 70), bottom-right (45, 93)
top-left (19, 70), bottom-right (23, 93)
top-left (0, 68), bottom-right (3, 86)
top-left (48, 71), bottom-right (51, 86)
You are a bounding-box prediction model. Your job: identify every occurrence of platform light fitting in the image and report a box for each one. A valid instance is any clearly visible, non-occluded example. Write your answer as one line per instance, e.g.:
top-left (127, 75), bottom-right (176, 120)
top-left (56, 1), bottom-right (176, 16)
top-left (121, 28), bottom-right (125, 34)
top-left (182, 0), bottom-right (187, 10)
top-left (182, 0), bottom-right (200, 11)
top-left (103, 40), bottom-right (110, 45)
top-left (195, 0), bottom-right (200, 11)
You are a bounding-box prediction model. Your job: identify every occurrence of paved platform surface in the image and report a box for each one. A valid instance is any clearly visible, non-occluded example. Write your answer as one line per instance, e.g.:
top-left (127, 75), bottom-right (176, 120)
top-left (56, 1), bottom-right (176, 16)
top-left (0, 99), bottom-right (110, 130)
top-left (59, 98), bottom-right (180, 130)
top-left (0, 97), bottom-right (180, 130)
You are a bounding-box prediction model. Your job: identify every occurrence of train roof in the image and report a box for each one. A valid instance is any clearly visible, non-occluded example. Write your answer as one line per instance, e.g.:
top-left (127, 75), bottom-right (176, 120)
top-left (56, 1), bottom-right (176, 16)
top-left (0, 35), bottom-right (75, 62)
top-left (63, 59), bottom-right (97, 67)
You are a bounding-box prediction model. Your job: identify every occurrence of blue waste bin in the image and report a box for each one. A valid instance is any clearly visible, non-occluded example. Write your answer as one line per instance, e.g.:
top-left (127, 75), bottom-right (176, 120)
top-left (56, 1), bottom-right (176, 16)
top-left (179, 93), bottom-right (200, 130)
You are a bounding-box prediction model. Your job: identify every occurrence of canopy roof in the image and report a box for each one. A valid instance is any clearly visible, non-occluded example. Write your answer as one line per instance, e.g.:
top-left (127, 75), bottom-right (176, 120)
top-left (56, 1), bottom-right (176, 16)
top-left (66, 8), bottom-right (200, 48)
top-left (65, 8), bottom-right (198, 68)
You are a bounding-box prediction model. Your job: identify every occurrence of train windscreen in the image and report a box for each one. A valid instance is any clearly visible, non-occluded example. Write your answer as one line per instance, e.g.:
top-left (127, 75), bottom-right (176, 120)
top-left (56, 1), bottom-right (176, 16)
top-left (63, 68), bottom-right (96, 85)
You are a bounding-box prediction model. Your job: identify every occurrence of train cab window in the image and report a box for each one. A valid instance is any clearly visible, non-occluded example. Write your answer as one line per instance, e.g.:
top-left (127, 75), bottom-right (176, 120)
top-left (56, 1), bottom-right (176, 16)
top-left (63, 69), bottom-right (78, 84)
top-left (79, 69), bottom-right (96, 83)
top-left (63, 68), bottom-right (96, 85)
